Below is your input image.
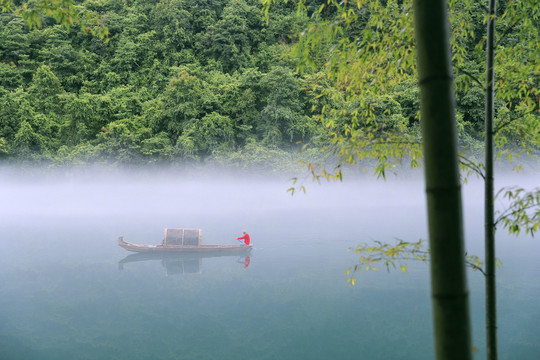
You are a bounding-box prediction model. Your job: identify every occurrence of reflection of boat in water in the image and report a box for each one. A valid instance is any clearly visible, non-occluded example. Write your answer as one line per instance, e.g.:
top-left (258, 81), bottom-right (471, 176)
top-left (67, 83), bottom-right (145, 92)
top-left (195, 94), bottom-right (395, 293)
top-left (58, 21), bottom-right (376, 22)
top-left (118, 228), bottom-right (253, 253)
top-left (119, 252), bottom-right (202, 275)
top-left (118, 252), bottom-right (251, 276)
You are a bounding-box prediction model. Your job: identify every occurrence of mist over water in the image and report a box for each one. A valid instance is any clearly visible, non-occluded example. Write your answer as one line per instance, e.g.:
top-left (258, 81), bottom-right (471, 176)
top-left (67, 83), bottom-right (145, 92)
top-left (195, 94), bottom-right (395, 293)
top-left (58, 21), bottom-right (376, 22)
top-left (1, 166), bottom-right (538, 359)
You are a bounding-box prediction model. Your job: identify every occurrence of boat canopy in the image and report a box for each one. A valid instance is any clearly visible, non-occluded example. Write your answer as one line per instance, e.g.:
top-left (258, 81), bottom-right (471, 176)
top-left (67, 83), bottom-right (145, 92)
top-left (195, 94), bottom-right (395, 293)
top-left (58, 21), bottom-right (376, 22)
top-left (163, 228), bottom-right (202, 246)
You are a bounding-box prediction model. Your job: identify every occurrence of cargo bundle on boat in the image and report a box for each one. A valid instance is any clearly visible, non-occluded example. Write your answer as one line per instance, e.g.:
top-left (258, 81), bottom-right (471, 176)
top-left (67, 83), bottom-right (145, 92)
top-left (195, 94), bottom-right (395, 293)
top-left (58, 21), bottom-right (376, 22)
top-left (118, 228), bottom-right (252, 253)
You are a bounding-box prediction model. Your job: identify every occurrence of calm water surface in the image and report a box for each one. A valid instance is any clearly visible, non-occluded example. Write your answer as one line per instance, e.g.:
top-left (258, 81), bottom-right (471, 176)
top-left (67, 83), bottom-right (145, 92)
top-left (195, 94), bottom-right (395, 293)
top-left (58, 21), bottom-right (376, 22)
top-left (0, 171), bottom-right (538, 359)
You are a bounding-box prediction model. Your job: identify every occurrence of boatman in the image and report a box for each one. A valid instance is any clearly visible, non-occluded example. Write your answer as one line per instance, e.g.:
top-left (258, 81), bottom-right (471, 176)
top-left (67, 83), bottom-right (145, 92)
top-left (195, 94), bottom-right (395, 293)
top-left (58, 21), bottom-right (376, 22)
top-left (237, 231), bottom-right (250, 246)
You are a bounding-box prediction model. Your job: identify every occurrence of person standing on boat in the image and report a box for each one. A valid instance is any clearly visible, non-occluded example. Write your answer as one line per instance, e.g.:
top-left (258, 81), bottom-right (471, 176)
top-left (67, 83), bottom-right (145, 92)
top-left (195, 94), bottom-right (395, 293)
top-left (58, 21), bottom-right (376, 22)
top-left (237, 231), bottom-right (250, 246)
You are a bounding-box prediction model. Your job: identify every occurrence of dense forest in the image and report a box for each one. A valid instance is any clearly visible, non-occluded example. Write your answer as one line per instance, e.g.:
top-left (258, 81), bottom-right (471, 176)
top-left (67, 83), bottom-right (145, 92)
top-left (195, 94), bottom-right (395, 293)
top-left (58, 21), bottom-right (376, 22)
top-left (0, 0), bottom-right (537, 170)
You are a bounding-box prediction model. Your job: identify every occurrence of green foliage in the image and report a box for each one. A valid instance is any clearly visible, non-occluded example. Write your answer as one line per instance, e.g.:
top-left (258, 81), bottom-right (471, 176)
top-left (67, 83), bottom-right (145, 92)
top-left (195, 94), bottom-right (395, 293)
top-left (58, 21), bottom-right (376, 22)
top-left (346, 239), bottom-right (503, 285)
top-left (28, 65), bottom-right (64, 113)
top-left (258, 66), bottom-right (310, 145)
top-left (13, 119), bottom-right (48, 160)
top-left (1, 0), bottom-right (109, 38)
top-left (348, 239), bottom-right (428, 273)
top-left (204, 0), bottom-right (262, 72)
top-left (0, 0), bottom-right (537, 174)
top-left (0, 0), bottom-right (323, 168)
top-left (263, 0), bottom-right (424, 181)
top-left (93, 118), bottom-right (146, 163)
top-left (496, 187), bottom-right (540, 237)
top-left (0, 136), bottom-right (9, 157)
top-left (261, 0), bottom-right (538, 184)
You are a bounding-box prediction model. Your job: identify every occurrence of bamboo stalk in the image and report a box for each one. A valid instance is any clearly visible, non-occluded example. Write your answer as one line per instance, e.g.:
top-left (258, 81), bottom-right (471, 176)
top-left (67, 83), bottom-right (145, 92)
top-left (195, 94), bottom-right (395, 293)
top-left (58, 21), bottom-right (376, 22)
top-left (485, 0), bottom-right (498, 359)
top-left (413, 1), bottom-right (473, 359)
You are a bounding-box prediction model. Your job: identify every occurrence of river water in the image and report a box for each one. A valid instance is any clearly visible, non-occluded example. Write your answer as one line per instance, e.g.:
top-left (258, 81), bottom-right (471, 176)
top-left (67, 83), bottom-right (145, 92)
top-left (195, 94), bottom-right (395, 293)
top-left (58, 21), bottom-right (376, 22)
top-left (0, 169), bottom-right (538, 359)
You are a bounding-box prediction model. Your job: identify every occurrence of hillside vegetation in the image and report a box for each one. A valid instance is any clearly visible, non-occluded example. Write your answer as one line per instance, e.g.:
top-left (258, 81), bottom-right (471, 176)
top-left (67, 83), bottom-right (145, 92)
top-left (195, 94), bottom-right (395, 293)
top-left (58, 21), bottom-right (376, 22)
top-left (0, 0), bottom-right (536, 170)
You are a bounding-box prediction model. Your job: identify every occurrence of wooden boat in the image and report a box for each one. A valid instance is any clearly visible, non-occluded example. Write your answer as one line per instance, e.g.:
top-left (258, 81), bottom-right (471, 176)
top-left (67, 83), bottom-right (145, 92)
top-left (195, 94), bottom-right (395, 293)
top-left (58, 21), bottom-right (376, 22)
top-left (117, 228), bottom-right (252, 253)
top-left (118, 237), bottom-right (253, 253)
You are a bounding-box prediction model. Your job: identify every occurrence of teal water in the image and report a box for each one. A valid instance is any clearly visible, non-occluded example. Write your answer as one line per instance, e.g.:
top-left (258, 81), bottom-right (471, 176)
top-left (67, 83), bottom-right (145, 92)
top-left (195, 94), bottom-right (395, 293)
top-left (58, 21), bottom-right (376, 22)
top-left (0, 172), bottom-right (538, 359)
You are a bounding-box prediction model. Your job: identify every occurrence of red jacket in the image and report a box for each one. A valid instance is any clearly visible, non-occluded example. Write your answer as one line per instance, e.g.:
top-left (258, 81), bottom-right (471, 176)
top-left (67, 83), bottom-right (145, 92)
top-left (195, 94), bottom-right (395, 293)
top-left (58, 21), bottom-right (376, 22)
top-left (237, 233), bottom-right (250, 245)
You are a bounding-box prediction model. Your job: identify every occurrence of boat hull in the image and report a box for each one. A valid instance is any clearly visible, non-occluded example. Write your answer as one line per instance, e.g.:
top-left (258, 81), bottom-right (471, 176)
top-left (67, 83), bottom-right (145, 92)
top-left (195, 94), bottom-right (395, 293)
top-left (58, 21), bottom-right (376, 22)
top-left (118, 237), bottom-right (252, 253)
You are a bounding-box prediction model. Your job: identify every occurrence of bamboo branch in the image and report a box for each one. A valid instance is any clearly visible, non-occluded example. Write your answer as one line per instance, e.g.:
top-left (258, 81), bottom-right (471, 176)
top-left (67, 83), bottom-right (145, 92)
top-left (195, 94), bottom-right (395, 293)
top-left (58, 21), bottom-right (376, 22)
top-left (494, 109), bottom-right (537, 134)
top-left (495, 203), bottom-right (540, 226)
top-left (458, 155), bottom-right (486, 179)
top-left (455, 66), bottom-right (484, 88)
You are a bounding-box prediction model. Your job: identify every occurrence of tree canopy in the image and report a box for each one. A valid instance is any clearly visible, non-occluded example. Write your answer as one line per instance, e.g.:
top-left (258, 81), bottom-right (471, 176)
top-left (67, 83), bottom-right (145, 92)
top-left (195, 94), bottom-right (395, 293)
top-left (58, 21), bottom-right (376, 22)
top-left (0, 0), bottom-right (538, 171)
